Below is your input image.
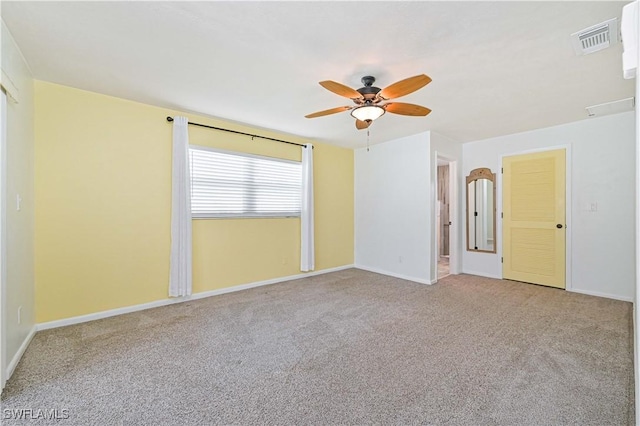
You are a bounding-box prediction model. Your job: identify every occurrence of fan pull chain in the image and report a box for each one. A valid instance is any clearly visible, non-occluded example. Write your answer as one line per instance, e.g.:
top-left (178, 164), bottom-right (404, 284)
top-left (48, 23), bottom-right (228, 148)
top-left (367, 129), bottom-right (370, 152)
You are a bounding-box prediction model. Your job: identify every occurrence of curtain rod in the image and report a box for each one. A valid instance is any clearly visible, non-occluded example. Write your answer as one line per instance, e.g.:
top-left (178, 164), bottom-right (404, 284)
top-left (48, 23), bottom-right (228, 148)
top-left (166, 117), bottom-right (309, 148)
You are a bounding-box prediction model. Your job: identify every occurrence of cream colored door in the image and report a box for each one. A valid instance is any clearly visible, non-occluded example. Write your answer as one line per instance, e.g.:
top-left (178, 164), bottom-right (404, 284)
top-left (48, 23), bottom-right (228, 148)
top-left (503, 149), bottom-right (566, 289)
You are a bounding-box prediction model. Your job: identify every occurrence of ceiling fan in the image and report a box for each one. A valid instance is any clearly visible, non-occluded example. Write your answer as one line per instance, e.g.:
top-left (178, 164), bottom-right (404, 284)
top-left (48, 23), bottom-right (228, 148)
top-left (305, 74), bottom-right (432, 130)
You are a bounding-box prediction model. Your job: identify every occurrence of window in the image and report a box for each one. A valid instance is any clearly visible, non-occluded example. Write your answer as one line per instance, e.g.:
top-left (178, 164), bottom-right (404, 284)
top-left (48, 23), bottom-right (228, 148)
top-left (189, 146), bottom-right (302, 218)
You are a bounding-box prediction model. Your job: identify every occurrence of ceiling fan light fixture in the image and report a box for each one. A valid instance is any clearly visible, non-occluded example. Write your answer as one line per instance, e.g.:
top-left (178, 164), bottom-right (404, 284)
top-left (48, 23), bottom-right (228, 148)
top-left (306, 74), bottom-right (431, 130)
top-left (351, 105), bottom-right (385, 122)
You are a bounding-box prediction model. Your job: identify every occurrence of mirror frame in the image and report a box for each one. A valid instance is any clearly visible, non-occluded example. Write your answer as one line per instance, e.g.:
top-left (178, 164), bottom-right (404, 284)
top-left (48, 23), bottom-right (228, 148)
top-left (466, 167), bottom-right (497, 253)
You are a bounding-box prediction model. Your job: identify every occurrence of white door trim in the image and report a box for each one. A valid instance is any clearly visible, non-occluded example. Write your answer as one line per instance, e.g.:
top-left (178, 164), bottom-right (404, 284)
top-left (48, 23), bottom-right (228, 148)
top-left (498, 144), bottom-right (572, 290)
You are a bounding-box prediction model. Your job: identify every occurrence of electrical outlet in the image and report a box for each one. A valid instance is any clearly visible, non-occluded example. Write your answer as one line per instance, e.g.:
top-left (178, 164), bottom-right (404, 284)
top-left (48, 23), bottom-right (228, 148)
top-left (398, 256), bottom-right (403, 264)
top-left (282, 257), bottom-right (287, 265)
top-left (17, 306), bottom-right (22, 324)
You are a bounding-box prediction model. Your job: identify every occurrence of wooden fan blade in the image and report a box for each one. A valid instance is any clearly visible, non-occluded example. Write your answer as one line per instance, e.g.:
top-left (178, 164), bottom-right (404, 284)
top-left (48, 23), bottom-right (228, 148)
top-left (319, 81), bottom-right (364, 100)
top-left (384, 102), bottom-right (432, 116)
top-left (378, 74), bottom-right (432, 100)
top-left (305, 106), bottom-right (352, 118)
top-left (355, 119), bottom-right (371, 130)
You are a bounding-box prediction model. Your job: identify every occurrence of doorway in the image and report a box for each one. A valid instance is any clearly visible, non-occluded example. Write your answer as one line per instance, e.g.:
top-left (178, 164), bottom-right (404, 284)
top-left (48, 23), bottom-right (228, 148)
top-left (437, 161), bottom-right (451, 278)
top-left (435, 155), bottom-right (457, 281)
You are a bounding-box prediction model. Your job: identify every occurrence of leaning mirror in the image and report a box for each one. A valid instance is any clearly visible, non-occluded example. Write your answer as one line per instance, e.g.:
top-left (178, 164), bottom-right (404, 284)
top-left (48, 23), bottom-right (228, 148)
top-left (466, 168), bottom-right (496, 253)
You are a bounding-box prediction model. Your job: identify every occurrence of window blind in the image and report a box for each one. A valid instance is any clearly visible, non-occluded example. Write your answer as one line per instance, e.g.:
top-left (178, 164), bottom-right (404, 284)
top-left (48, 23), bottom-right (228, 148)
top-left (189, 146), bottom-right (302, 218)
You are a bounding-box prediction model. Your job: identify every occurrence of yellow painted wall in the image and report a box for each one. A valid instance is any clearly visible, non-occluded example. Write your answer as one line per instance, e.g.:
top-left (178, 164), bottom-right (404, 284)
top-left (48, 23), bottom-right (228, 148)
top-left (34, 81), bottom-right (354, 323)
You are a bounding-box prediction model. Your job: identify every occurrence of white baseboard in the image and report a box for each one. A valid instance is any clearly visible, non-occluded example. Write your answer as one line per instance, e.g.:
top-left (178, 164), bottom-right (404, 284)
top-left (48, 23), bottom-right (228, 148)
top-left (354, 265), bottom-right (432, 285)
top-left (6, 325), bottom-right (36, 381)
top-left (568, 288), bottom-right (634, 303)
top-left (462, 270), bottom-right (503, 280)
top-left (37, 264), bottom-right (355, 331)
top-left (461, 271), bottom-right (633, 302)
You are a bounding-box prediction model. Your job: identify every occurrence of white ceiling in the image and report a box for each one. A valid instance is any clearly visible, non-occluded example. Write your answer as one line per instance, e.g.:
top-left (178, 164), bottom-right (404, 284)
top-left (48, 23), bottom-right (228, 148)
top-left (1, 1), bottom-right (634, 148)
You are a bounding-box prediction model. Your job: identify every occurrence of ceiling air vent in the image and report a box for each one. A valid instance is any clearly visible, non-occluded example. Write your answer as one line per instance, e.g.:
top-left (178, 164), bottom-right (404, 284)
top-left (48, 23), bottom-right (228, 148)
top-left (571, 18), bottom-right (618, 56)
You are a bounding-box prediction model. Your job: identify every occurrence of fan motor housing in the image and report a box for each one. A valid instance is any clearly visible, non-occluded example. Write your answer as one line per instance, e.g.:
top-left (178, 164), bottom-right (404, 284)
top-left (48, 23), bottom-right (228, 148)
top-left (357, 76), bottom-right (381, 100)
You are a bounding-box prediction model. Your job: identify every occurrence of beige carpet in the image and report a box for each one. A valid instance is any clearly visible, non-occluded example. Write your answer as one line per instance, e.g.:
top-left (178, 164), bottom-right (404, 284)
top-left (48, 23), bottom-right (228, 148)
top-left (1, 269), bottom-right (634, 425)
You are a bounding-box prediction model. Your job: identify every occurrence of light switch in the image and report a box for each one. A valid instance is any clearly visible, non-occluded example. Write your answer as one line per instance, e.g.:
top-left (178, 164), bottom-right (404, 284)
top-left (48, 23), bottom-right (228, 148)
top-left (16, 194), bottom-right (22, 211)
top-left (587, 202), bottom-right (597, 212)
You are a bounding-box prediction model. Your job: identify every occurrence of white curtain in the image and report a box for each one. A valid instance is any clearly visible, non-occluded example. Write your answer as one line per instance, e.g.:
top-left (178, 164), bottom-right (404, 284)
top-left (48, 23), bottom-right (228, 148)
top-left (300, 143), bottom-right (315, 271)
top-left (169, 116), bottom-right (192, 297)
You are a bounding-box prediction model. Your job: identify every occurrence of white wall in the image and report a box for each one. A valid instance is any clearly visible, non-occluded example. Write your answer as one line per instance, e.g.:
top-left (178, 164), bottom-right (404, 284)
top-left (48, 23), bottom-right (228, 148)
top-left (429, 132), bottom-right (462, 281)
top-left (463, 111), bottom-right (635, 301)
top-left (1, 20), bottom-right (35, 384)
top-left (355, 132), bottom-right (432, 283)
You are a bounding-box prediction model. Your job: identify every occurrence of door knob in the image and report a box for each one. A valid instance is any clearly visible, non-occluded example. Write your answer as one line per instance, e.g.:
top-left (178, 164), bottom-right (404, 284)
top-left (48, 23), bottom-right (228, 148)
top-left (556, 224), bottom-right (563, 229)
